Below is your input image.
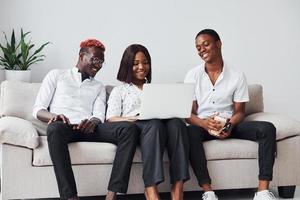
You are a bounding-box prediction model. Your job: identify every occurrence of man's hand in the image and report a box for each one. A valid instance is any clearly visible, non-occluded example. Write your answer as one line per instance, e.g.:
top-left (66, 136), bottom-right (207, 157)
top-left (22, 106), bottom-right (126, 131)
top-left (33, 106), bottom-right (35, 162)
top-left (218, 129), bottom-right (231, 139)
top-left (218, 122), bottom-right (233, 139)
top-left (203, 115), bottom-right (223, 134)
top-left (48, 114), bottom-right (70, 125)
top-left (74, 119), bottom-right (99, 134)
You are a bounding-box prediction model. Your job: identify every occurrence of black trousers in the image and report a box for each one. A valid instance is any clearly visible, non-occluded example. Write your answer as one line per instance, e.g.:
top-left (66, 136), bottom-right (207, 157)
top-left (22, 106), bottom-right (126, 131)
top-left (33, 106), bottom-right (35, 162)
top-left (187, 121), bottom-right (276, 186)
top-left (47, 121), bottom-right (139, 200)
top-left (136, 118), bottom-right (190, 187)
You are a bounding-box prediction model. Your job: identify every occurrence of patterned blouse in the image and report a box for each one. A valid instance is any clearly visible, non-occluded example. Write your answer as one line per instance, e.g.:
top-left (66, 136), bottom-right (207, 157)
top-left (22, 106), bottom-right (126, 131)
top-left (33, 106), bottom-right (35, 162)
top-left (106, 83), bottom-right (142, 120)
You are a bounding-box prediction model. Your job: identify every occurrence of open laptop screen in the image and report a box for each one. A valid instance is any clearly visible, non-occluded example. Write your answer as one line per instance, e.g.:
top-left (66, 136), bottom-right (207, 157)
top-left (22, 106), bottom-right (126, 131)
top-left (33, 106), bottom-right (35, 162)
top-left (138, 83), bottom-right (194, 120)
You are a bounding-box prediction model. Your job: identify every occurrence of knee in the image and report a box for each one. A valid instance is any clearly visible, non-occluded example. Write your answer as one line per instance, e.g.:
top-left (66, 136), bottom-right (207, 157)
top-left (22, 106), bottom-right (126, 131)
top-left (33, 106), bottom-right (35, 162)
top-left (147, 119), bottom-right (165, 130)
top-left (166, 118), bottom-right (186, 129)
top-left (119, 121), bottom-right (140, 138)
top-left (167, 118), bottom-right (185, 125)
top-left (166, 118), bottom-right (187, 137)
top-left (258, 121), bottom-right (276, 141)
top-left (142, 120), bottom-right (166, 141)
top-left (47, 121), bottom-right (69, 141)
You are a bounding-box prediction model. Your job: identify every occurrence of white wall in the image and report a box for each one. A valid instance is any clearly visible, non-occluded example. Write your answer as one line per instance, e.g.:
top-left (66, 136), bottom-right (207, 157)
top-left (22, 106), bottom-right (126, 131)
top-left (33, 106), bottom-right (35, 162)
top-left (1, 0), bottom-right (300, 120)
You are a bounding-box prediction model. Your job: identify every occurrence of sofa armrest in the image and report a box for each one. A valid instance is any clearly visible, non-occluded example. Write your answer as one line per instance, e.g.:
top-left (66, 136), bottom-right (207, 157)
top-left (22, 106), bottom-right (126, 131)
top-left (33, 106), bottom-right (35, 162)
top-left (31, 118), bottom-right (48, 136)
top-left (245, 112), bottom-right (300, 140)
top-left (0, 116), bottom-right (39, 148)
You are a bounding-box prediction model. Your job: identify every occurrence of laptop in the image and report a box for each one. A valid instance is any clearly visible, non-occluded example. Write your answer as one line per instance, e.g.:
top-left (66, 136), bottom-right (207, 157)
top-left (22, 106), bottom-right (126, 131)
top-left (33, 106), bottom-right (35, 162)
top-left (138, 83), bottom-right (194, 120)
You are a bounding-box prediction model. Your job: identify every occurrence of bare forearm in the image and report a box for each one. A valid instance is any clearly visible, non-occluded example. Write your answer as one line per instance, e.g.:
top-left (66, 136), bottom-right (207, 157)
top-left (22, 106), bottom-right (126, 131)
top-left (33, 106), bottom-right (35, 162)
top-left (107, 116), bottom-right (137, 122)
top-left (186, 113), bottom-right (205, 128)
top-left (37, 109), bottom-right (57, 123)
top-left (229, 112), bottom-right (245, 127)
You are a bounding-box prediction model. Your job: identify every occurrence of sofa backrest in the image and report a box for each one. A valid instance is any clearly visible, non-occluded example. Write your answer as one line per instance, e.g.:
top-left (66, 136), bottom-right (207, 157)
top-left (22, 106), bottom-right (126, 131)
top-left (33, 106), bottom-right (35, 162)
top-left (0, 81), bottom-right (263, 121)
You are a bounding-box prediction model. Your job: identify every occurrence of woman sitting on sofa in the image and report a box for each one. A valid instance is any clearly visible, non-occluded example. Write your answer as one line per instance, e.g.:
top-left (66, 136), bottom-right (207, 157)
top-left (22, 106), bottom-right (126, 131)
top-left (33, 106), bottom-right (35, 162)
top-left (106, 44), bottom-right (190, 200)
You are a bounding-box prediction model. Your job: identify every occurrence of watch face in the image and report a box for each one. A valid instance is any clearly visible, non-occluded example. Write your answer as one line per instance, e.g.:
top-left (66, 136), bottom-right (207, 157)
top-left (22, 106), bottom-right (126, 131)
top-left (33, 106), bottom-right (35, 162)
top-left (222, 122), bottom-right (232, 132)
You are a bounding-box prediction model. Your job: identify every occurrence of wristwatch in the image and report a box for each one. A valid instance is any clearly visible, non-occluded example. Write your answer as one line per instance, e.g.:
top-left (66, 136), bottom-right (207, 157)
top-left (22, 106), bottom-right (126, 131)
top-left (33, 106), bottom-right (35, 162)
top-left (222, 122), bottom-right (232, 132)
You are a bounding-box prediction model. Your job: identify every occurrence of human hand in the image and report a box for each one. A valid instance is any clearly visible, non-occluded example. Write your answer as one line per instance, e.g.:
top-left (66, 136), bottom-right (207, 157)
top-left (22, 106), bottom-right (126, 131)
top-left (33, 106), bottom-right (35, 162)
top-left (218, 122), bottom-right (233, 139)
top-left (75, 119), bottom-right (99, 134)
top-left (217, 130), bottom-right (231, 139)
top-left (203, 115), bottom-right (223, 134)
top-left (48, 114), bottom-right (70, 125)
top-left (125, 116), bottom-right (138, 122)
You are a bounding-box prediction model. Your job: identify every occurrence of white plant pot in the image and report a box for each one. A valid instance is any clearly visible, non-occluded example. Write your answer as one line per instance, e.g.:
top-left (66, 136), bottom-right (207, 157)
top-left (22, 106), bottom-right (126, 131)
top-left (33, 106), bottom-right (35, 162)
top-left (0, 69), bottom-right (5, 83)
top-left (5, 70), bottom-right (31, 82)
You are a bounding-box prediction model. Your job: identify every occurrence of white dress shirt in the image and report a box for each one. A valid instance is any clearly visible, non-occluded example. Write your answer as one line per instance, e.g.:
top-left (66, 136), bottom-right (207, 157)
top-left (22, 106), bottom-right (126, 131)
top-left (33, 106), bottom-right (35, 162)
top-left (106, 83), bottom-right (142, 120)
top-left (184, 62), bottom-right (249, 119)
top-left (33, 67), bottom-right (106, 124)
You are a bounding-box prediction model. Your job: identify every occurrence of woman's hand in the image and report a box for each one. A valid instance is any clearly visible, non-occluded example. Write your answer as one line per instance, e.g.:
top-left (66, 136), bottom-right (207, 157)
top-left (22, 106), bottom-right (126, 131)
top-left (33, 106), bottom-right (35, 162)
top-left (108, 116), bottom-right (138, 122)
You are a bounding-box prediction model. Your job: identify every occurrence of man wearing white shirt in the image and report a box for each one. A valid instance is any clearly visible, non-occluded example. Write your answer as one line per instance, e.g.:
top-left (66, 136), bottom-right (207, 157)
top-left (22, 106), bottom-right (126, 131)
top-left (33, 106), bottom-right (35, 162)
top-left (33, 39), bottom-right (139, 200)
top-left (184, 29), bottom-right (277, 200)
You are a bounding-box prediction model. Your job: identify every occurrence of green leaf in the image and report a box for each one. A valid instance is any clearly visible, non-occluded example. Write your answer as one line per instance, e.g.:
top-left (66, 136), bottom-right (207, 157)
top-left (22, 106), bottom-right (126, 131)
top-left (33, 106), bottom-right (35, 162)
top-left (32, 42), bottom-right (49, 56)
top-left (11, 29), bottom-right (16, 51)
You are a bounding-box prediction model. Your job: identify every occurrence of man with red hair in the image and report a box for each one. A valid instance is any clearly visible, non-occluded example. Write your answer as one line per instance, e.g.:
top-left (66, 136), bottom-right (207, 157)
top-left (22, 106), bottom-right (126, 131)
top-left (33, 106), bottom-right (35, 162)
top-left (33, 39), bottom-right (139, 200)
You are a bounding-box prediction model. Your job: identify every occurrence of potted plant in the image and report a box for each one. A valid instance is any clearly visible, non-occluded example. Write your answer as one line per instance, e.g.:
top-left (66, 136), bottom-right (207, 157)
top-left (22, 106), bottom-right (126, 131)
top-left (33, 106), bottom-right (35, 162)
top-left (0, 29), bottom-right (49, 82)
top-left (0, 30), bottom-right (19, 82)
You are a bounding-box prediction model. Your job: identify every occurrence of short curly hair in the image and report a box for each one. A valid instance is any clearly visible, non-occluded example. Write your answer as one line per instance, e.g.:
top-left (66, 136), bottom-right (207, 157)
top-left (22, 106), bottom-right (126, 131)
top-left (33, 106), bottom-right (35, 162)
top-left (79, 39), bottom-right (105, 54)
top-left (195, 29), bottom-right (220, 41)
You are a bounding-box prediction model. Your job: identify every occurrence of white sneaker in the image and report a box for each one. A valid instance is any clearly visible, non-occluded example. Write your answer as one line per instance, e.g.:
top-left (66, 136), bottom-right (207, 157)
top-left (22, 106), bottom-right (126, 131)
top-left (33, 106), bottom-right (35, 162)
top-left (253, 190), bottom-right (277, 200)
top-left (202, 191), bottom-right (218, 200)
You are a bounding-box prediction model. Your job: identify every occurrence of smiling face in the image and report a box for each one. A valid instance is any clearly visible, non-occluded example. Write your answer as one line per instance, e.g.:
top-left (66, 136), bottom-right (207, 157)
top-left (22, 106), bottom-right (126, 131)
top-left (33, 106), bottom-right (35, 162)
top-left (131, 51), bottom-right (150, 84)
top-left (195, 34), bottom-right (222, 64)
top-left (79, 47), bottom-right (105, 77)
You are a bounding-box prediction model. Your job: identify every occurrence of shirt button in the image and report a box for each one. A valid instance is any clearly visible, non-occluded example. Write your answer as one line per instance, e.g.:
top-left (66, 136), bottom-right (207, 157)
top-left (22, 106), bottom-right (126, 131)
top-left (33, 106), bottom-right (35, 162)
top-left (213, 89), bottom-right (215, 91)
top-left (213, 101), bottom-right (215, 104)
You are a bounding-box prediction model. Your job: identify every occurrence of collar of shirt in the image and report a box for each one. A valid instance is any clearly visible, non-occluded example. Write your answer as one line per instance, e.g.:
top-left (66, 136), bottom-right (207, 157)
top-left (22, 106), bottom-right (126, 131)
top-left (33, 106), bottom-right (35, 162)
top-left (71, 67), bottom-right (93, 83)
top-left (129, 82), bottom-right (143, 91)
top-left (202, 63), bottom-right (227, 87)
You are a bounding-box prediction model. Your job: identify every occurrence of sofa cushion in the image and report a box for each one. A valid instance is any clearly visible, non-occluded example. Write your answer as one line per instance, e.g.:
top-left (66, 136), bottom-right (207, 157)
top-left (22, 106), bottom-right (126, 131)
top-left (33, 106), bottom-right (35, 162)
top-left (0, 116), bottom-right (39, 148)
top-left (0, 81), bottom-right (41, 121)
top-left (33, 136), bottom-right (169, 166)
top-left (204, 139), bottom-right (258, 160)
top-left (33, 136), bottom-right (118, 166)
top-left (245, 112), bottom-right (300, 140)
top-left (33, 136), bottom-right (258, 166)
top-left (245, 84), bottom-right (263, 116)
top-left (0, 81), bottom-right (49, 135)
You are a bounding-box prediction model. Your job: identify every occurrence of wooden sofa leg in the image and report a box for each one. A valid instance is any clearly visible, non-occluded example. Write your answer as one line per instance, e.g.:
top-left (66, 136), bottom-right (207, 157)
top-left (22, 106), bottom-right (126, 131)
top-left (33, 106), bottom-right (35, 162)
top-left (278, 186), bottom-right (296, 198)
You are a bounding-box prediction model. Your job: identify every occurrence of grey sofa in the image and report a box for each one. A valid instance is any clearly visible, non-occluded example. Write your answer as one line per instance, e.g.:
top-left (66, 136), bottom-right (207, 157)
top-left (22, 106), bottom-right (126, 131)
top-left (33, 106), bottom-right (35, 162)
top-left (1, 80), bottom-right (300, 200)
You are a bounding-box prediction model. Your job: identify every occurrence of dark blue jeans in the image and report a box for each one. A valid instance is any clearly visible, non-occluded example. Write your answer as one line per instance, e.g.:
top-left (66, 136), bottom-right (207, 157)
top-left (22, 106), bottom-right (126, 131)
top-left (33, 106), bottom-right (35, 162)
top-left (187, 121), bottom-right (276, 186)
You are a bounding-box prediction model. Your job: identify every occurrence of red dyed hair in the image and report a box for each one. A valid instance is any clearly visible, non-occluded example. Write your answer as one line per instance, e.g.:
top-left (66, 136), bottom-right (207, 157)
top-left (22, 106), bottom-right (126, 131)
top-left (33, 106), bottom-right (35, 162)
top-left (80, 39), bottom-right (105, 51)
